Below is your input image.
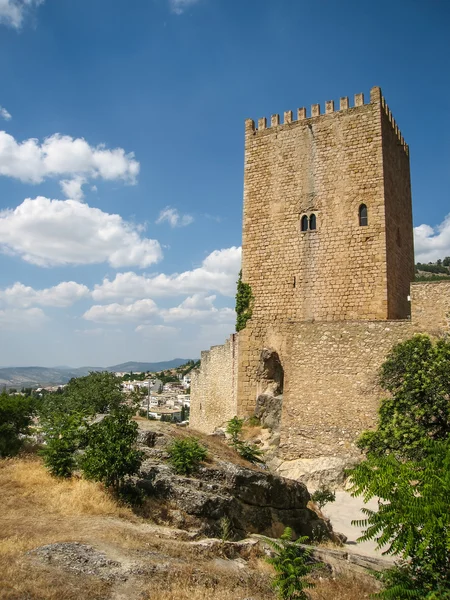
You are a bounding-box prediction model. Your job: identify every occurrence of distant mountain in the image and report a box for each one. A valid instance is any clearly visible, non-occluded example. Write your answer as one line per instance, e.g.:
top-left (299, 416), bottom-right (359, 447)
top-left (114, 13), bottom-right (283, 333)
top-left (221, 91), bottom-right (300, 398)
top-left (106, 359), bottom-right (193, 372)
top-left (0, 359), bottom-right (195, 388)
top-left (0, 366), bottom-right (103, 388)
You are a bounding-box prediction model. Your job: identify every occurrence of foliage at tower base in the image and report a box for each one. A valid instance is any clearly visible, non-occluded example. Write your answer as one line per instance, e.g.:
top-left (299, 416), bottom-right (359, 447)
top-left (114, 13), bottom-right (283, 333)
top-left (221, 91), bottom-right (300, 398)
top-left (349, 335), bottom-right (450, 599)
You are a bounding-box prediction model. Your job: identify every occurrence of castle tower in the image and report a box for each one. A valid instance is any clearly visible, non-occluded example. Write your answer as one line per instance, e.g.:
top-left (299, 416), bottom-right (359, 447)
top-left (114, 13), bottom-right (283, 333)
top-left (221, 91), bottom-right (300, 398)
top-left (242, 86), bottom-right (414, 323)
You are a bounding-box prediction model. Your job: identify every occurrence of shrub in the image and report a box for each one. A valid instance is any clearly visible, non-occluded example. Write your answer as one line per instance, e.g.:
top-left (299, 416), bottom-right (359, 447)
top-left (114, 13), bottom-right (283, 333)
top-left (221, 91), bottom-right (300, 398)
top-left (226, 415), bottom-right (244, 444)
top-left (263, 527), bottom-right (320, 599)
top-left (226, 416), bottom-right (265, 464)
top-left (40, 412), bottom-right (87, 477)
top-left (167, 437), bottom-right (207, 475)
top-left (0, 391), bottom-right (35, 457)
top-left (311, 487), bottom-right (336, 509)
top-left (357, 334), bottom-right (450, 460)
top-left (234, 439), bottom-right (264, 464)
top-left (80, 406), bottom-right (143, 490)
top-left (235, 270), bottom-right (253, 332)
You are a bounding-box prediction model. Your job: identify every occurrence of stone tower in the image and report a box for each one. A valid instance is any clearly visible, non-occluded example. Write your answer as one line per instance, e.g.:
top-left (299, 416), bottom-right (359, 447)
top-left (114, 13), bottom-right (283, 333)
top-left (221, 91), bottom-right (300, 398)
top-left (191, 87), bottom-right (450, 480)
top-left (242, 86), bottom-right (414, 324)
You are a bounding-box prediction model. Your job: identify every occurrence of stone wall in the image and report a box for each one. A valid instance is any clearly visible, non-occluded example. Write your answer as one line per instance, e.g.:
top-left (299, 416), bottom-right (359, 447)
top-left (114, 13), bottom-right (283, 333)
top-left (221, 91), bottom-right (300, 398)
top-left (191, 283), bottom-right (450, 458)
top-left (189, 334), bottom-right (239, 434)
top-left (410, 281), bottom-right (450, 333)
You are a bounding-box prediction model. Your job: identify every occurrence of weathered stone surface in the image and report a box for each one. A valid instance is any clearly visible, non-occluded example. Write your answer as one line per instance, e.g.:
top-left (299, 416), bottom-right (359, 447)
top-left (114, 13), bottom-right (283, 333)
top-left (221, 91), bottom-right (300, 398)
top-left (135, 426), bottom-right (330, 541)
top-left (274, 456), bottom-right (359, 491)
top-left (255, 393), bottom-right (283, 431)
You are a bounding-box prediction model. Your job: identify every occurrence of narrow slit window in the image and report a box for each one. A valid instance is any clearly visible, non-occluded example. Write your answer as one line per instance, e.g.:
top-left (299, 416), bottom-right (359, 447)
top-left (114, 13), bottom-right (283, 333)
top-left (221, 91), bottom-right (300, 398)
top-left (301, 215), bottom-right (308, 231)
top-left (309, 214), bottom-right (317, 230)
top-left (359, 204), bottom-right (368, 226)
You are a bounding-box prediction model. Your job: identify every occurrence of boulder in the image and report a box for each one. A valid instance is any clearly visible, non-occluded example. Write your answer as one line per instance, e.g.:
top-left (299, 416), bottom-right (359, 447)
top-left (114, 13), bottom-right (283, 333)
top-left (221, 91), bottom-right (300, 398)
top-left (135, 425), bottom-right (331, 542)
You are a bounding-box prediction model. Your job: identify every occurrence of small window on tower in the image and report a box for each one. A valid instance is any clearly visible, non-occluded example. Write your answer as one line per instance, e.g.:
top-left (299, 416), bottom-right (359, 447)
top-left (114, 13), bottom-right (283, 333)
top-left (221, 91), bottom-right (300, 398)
top-left (359, 204), bottom-right (368, 226)
top-left (300, 215), bottom-right (308, 231)
top-left (309, 214), bottom-right (317, 230)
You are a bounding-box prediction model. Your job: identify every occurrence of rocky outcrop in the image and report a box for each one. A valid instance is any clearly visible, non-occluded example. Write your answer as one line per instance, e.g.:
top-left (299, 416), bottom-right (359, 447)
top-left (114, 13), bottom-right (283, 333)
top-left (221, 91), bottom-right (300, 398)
top-left (271, 456), bottom-right (360, 491)
top-left (135, 424), bottom-right (331, 541)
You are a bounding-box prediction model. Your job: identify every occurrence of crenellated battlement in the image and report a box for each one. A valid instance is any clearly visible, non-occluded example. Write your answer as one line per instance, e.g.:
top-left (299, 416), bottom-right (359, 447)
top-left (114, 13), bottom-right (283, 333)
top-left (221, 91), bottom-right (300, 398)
top-left (245, 86), bottom-right (408, 156)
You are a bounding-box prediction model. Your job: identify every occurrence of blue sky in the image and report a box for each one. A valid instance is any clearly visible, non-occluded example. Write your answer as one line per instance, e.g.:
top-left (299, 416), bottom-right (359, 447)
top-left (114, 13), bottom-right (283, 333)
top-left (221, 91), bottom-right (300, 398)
top-left (0, 0), bottom-right (449, 367)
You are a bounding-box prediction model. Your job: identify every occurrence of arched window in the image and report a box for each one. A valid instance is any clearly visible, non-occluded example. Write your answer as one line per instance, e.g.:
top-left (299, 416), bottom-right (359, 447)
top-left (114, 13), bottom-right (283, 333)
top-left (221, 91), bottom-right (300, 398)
top-left (309, 214), bottom-right (317, 230)
top-left (359, 204), bottom-right (368, 226)
top-left (300, 215), bottom-right (308, 231)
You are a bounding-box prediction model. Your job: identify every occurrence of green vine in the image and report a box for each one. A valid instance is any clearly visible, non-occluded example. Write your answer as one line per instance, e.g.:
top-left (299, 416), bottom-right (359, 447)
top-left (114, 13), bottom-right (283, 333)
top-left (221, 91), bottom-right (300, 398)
top-left (235, 270), bottom-right (253, 332)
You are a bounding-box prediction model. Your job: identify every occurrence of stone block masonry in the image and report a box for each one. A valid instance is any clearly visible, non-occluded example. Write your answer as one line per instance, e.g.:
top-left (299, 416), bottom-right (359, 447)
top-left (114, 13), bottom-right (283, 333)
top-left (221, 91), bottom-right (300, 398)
top-left (190, 334), bottom-right (238, 434)
top-left (190, 84), bottom-right (450, 471)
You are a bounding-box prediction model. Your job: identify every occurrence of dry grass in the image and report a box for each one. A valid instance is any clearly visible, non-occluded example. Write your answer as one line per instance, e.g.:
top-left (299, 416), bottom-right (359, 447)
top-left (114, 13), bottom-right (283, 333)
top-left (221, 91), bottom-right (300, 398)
top-left (141, 563), bottom-right (275, 600)
top-left (0, 455), bottom-right (133, 519)
top-left (0, 454), bottom-right (379, 600)
top-left (310, 572), bottom-right (380, 599)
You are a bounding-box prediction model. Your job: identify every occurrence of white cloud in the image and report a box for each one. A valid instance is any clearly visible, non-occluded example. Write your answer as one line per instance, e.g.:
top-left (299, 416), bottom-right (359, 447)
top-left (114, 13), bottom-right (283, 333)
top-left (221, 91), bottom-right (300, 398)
top-left (0, 281), bottom-right (89, 308)
top-left (135, 324), bottom-right (178, 336)
top-left (0, 307), bottom-right (47, 330)
top-left (0, 0), bottom-right (43, 28)
top-left (83, 299), bottom-right (159, 323)
top-left (414, 214), bottom-right (450, 262)
top-left (161, 294), bottom-right (235, 323)
top-left (0, 196), bottom-right (162, 268)
top-left (169, 0), bottom-right (201, 15)
top-left (0, 197), bottom-right (162, 268)
top-left (156, 206), bottom-right (194, 228)
top-left (92, 246), bottom-right (241, 300)
top-left (60, 176), bottom-right (86, 201)
top-left (0, 131), bottom-right (139, 185)
top-left (0, 106), bottom-right (12, 121)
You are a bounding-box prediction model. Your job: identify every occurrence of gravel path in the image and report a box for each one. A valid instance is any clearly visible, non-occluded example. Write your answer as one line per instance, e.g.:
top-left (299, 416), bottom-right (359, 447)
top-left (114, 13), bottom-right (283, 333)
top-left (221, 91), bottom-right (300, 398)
top-left (323, 491), bottom-right (395, 561)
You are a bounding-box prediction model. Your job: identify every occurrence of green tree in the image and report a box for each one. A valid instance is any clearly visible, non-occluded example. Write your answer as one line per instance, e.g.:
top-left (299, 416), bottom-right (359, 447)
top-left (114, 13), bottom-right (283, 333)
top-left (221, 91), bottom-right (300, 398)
top-left (349, 440), bottom-right (450, 599)
top-left (63, 371), bottom-right (123, 415)
top-left (263, 527), bottom-right (319, 600)
top-left (40, 372), bottom-right (124, 419)
top-left (0, 391), bottom-right (36, 457)
top-left (40, 412), bottom-right (87, 478)
top-left (235, 270), bottom-right (253, 332)
top-left (443, 256), bottom-right (450, 267)
top-left (357, 335), bottom-right (450, 459)
top-left (80, 406), bottom-right (142, 490)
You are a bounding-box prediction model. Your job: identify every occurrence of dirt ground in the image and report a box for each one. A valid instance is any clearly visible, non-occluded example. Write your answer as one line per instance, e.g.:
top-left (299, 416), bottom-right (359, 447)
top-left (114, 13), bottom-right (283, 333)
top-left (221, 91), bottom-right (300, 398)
top-left (0, 449), bottom-right (379, 600)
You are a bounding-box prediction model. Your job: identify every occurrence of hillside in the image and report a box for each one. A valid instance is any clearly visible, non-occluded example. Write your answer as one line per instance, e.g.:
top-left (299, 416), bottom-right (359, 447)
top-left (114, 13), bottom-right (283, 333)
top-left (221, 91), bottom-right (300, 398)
top-left (0, 359), bottom-right (194, 388)
top-left (107, 359), bottom-right (192, 372)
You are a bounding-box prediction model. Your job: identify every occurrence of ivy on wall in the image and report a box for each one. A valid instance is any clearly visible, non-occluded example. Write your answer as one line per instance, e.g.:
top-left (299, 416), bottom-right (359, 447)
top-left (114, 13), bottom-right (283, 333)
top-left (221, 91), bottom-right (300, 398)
top-left (235, 270), bottom-right (253, 332)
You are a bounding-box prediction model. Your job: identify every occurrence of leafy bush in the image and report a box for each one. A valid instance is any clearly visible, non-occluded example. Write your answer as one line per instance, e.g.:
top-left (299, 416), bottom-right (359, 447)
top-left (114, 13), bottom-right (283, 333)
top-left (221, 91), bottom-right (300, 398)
top-left (234, 439), bottom-right (264, 463)
top-left (263, 527), bottom-right (320, 599)
top-left (349, 439), bottom-right (450, 599)
top-left (311, 487), bottom-right (336, 509)
top-left (167, 437), bottom-right (207, 475)
top-left (357, 335), bottom-right (450, 460)
top-left (80, 406), bottom-right (143, 490)
top-left (40, 412), bottom-right (87, 477)
top-left (235, 270), bottom-right (253, 332)
top-left (226, 415), bottom-right (265, 464)
top-left (0, 391), bottom-right (36, 457)
top-left (226, 415), bottom-right (244, 444)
